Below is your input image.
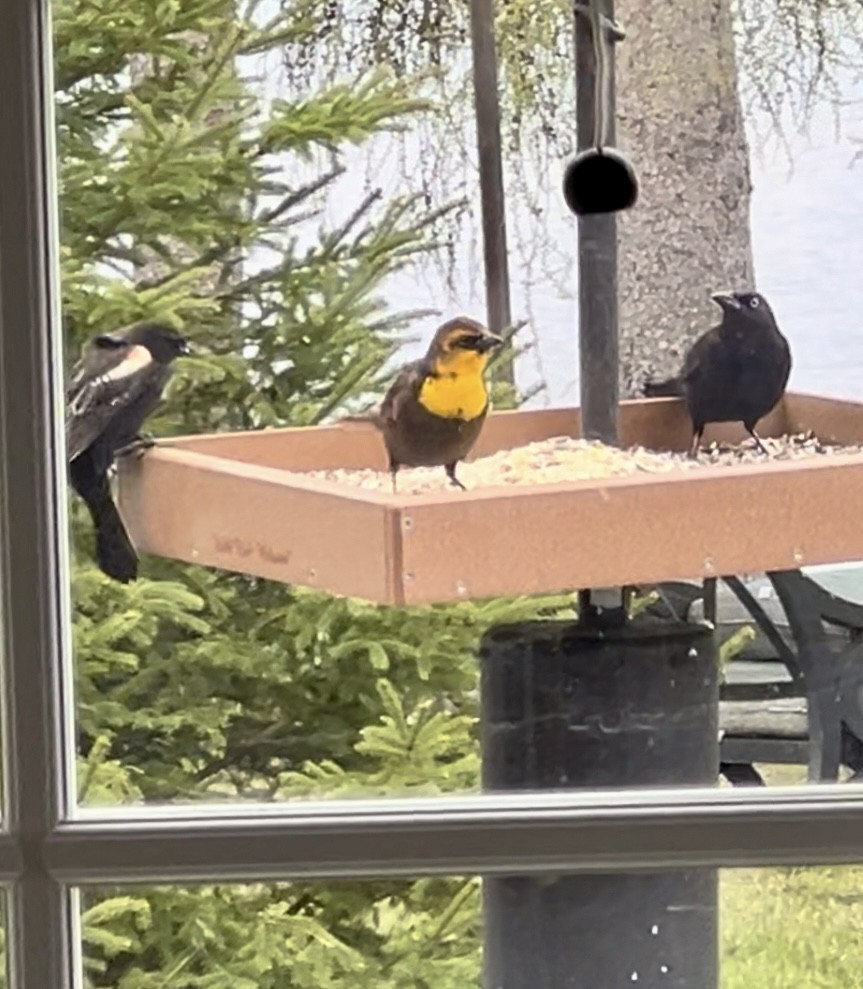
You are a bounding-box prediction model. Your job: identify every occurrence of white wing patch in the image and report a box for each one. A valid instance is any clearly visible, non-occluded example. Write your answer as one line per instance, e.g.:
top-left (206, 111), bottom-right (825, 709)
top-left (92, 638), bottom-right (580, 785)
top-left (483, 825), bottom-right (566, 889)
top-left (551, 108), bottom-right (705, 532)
top-left (98, 344), bottom-right (153, 384)
top-left (67, 344), bottom-right (154, 418)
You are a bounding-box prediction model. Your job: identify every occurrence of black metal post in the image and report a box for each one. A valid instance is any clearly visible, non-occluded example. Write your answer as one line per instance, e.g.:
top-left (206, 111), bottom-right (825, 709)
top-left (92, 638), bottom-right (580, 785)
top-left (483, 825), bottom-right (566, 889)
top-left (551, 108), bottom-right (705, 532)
top-left (469, 0), bottom-right (514, 365)
top-left (576, 0), bottom-right (619, 444)
top-left (481, 617), bottom-right (719, 989)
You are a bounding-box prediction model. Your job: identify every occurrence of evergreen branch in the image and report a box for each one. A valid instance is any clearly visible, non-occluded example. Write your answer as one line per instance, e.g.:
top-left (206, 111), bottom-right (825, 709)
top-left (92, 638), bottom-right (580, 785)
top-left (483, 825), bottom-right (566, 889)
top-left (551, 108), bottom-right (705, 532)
top-left (320, 188), bottom-right (384, 254)
top-left (256, 165), bottom-right (346, 225)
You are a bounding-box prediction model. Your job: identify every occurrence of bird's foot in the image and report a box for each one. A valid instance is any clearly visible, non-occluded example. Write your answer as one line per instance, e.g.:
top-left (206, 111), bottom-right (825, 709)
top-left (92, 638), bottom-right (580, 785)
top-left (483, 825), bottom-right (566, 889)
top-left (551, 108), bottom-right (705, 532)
top-left (115, 434), bottom-right (157, 459)
top-left (748, 430), bottom-right (770, 455)
top-left (445, 464), bottom-right (467, 491)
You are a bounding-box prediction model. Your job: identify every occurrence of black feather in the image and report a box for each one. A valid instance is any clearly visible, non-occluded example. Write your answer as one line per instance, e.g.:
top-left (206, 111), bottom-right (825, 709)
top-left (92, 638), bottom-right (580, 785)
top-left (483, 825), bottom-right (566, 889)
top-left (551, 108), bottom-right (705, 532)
top-left (643, 377), bottom-right (685, 398)
top-left (642, 291), bottom-right (791, 457)
top-left (66, 322), bottom-right (188, 582)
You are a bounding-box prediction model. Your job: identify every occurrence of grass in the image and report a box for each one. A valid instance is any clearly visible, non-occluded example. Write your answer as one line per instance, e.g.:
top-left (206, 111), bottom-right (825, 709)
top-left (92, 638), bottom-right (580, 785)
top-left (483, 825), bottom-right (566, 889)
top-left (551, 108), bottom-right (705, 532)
top-left (722, 865), bottom-right (863, 988)
top-left (721, 764), bottom-right (863, 987)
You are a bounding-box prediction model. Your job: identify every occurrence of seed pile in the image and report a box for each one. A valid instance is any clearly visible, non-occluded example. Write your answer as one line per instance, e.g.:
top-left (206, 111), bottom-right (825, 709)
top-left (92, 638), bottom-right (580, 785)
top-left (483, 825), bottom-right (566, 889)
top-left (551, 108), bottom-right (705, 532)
top-left (298, 431), bottom-right (863, 496)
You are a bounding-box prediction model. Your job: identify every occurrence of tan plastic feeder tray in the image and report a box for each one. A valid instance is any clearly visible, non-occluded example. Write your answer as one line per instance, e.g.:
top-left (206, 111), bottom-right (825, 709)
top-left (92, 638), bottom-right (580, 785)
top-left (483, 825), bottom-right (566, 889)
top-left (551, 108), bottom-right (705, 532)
top-left (117, 393), bottom-right (863, 606)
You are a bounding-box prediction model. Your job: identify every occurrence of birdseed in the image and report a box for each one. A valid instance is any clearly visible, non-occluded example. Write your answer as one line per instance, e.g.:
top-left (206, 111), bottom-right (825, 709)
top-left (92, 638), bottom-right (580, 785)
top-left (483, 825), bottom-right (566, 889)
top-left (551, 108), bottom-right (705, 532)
top-left (299, 431), bottom-right (863, 496)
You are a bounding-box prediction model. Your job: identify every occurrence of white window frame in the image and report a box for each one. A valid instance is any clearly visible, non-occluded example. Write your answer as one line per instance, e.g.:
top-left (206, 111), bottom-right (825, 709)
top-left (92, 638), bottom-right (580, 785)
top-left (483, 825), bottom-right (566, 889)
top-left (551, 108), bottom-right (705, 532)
top-left (2, 0), bottom-right (863, 985)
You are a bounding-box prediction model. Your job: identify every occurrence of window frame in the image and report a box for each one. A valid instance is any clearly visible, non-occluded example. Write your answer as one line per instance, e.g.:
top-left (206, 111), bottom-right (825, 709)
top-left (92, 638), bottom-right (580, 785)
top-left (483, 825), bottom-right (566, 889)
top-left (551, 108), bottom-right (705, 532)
top-left (2, 0), bottom-right (863, 985)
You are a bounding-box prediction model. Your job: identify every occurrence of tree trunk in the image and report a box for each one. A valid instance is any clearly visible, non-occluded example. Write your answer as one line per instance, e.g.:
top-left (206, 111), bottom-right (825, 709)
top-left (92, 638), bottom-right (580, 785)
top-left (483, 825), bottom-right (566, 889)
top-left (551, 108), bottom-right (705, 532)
top-left (614, 0), bottom-right (754, 397)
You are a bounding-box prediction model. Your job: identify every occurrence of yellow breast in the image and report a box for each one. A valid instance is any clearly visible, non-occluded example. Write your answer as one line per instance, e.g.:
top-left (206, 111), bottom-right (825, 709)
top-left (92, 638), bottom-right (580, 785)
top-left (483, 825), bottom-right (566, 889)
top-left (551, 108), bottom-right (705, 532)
top-left (418, 351), bottom-right (490, 420)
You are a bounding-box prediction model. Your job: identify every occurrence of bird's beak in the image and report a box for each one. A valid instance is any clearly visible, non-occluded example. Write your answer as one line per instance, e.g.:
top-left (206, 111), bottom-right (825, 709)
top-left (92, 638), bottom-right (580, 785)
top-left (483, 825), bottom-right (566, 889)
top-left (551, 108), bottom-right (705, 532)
top-left (476, 333), bottom-right (504, 354)
top-left (710, 291), bottom-right (740, 311)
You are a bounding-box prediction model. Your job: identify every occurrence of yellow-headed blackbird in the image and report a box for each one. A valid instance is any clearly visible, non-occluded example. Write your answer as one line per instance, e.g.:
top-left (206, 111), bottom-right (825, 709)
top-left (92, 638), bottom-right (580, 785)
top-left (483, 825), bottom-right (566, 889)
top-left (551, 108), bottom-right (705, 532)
top-left (66, 322), bottom-right (190, 583)
top-left (643, 291), bottom-right (792, 457)
top-left (355, 316), bottom-right (503, 491)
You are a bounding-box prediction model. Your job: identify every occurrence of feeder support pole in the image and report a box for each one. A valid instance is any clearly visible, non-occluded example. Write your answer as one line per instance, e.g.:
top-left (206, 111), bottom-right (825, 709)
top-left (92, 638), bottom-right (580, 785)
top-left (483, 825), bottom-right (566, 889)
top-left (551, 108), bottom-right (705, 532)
top-left (469, 0), bottom-right (514, 373)
top-left (576, 0), bottom-right (619, 444)
top-left (481, 618), bottom-right (720, 989)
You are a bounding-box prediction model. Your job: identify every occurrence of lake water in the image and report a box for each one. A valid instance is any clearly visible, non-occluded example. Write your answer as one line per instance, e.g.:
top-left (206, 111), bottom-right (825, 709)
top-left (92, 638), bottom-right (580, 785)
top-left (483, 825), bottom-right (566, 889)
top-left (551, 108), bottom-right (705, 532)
top-left (256, 45), bottom-right (863, 408)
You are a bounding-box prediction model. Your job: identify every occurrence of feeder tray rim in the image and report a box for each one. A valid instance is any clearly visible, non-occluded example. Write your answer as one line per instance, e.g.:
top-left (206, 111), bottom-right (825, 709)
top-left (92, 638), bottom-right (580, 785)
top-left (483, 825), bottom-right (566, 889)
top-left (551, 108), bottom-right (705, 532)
top-left (116, 391), bottom-right (863, 606)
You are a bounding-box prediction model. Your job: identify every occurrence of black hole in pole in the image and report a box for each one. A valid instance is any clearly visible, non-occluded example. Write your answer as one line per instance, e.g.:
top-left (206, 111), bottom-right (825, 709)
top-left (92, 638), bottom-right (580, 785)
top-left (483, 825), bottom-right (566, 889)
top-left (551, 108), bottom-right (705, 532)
top-left (562, 147), bottom-right (639, 216)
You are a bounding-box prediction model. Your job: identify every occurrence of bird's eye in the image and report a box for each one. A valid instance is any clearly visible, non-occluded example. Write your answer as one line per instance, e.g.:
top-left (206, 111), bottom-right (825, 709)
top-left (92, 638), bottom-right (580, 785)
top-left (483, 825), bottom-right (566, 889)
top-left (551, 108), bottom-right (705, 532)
top-left (749, 297), bottom-right (760, 308)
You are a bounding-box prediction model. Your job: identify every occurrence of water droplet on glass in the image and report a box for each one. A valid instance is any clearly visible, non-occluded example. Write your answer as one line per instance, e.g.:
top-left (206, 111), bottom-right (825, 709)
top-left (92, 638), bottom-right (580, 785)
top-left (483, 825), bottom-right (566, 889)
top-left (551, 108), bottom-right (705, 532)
top-left (630, 973), bottom-right (639, 983)
top-left (403, 516), bottom-right (413, 530)
top-left (703, 557), bottom-right (716, 573)
top-left (660, 965), bottom-right (669, 974)
top-left (455, 580), bottom-right (469, 597)
top-left (404, 570), bottom-right (415, 582)
top-left (687, 648), bottom-right (697, 658)
top-left (793, 547), bottom-right (804, 564)
top-left (651, 924), bottom-right (659, 935)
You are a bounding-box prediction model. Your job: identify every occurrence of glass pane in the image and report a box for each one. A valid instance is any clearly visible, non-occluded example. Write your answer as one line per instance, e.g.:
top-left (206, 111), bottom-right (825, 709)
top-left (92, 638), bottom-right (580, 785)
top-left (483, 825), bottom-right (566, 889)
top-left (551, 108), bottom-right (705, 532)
top-left (79, 880), bottom-right (482, 988)
top-left (55, 0), bottom-right (863, 808)
top-left (77, 867), bottom-right (863, 987)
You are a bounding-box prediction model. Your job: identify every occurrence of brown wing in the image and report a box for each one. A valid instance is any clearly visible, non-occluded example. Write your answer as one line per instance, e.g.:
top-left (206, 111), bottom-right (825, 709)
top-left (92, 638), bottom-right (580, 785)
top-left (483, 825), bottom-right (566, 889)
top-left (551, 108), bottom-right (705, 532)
top-left (379, 358), bottom-right (429, 426)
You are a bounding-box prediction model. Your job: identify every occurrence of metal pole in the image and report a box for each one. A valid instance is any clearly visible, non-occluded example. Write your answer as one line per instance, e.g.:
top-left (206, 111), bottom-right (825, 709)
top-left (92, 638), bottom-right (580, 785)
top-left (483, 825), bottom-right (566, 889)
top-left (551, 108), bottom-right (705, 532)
top-left (576, 0), bottom-right (619, 444)
top-left (481, 618), bottom-right (720, 989)
top-left (469, 0), bottom-right (514, 382)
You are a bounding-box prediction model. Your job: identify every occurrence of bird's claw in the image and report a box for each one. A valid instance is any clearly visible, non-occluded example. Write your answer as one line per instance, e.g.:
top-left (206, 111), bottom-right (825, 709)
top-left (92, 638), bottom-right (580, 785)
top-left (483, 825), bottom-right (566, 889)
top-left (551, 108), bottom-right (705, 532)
top-left (446, 468), bottom-right (467, 491)
top-left (747, 429), bottom-right (770, 456)
top-left (115, 434), bottom-right (157, 459)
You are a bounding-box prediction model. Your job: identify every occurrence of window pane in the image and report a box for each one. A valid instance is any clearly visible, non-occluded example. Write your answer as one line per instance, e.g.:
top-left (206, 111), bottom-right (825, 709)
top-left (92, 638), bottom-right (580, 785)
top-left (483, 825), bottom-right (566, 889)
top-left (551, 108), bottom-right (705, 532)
top-left (76, 867), bottom-right (863, 987)
top-left (54, 0), bottom-right (863, 810)
top-left (79, 880), bottom-right (482, 988)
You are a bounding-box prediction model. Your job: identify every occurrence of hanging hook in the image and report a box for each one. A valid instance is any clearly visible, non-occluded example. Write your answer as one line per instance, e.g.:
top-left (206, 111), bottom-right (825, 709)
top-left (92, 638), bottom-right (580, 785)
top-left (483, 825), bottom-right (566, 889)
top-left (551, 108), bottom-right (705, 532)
top-left (576, 0), bottom-right (624, 151)
top-left (562, 0), bottom-right (639, 216)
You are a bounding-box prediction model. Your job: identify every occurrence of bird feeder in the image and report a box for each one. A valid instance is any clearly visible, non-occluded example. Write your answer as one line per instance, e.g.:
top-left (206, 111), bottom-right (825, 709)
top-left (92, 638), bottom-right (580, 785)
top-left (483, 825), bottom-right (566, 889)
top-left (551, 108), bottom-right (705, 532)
top-left (117, 392), bottom-right (863, 606)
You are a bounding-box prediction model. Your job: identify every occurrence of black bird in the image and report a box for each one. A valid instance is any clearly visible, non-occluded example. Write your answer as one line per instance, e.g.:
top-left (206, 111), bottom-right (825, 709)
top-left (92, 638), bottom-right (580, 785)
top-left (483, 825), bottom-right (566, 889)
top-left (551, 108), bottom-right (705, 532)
top-left (346, 316), bottom-right (503, 491)
top-left (643, 291), bottom-right (792, 457)
top-left (66, 322), bottom-right (190, 583)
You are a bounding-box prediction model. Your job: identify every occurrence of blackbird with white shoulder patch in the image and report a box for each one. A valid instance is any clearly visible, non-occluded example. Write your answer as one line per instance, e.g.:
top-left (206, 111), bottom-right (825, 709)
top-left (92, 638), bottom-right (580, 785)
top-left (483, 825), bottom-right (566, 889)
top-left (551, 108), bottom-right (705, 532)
top-left (66, 322), bottom-right (190, 583)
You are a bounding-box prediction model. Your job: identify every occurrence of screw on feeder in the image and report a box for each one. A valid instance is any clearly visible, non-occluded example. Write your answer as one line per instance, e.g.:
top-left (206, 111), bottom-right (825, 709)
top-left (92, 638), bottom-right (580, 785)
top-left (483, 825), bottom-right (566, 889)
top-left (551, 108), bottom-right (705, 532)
top-left (563, 0), bottom-right (638, 216)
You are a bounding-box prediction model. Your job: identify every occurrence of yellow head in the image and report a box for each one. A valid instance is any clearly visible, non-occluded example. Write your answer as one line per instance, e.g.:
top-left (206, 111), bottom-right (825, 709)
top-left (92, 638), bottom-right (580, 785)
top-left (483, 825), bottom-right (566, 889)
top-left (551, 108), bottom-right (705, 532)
top-left (419, 317), bottom-right (504, 420)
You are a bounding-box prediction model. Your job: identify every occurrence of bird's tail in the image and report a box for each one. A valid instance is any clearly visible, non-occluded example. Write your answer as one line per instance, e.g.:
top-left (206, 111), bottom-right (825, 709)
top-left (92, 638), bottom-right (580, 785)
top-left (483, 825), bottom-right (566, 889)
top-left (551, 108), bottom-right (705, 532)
top-left (85, 479), bottom-right (138, 584)
top-left (643, 376), bottom-right (684, 398)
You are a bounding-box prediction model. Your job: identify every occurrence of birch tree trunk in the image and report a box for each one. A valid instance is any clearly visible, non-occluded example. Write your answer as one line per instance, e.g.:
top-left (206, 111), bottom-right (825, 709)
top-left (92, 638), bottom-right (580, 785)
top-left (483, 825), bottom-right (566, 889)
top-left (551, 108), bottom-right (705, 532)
top-left (614, 0), bottom-right (754, 397)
